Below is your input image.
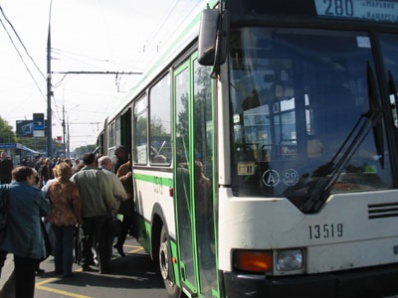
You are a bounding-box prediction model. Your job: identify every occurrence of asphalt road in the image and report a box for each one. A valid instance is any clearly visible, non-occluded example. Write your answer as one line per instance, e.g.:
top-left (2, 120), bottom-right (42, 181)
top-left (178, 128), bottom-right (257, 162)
top-left (5, 236), bottom-right (170, 298)
top-left (4, 236), bottom-right (398, 298)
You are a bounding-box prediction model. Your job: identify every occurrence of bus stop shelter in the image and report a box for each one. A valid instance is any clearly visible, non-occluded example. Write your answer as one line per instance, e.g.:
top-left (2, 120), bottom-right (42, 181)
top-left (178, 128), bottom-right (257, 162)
top-left (0, 143), bottom-right (41, 166)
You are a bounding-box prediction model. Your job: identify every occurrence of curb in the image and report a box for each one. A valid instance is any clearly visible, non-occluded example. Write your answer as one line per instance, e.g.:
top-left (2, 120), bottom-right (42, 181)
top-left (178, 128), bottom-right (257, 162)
top-left (0, 254), bottom-right (14, 298)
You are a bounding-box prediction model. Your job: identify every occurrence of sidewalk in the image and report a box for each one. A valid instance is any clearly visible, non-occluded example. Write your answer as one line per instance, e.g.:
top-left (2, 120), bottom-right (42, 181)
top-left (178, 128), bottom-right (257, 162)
top-left (0, 254), bottom-right (14, 298)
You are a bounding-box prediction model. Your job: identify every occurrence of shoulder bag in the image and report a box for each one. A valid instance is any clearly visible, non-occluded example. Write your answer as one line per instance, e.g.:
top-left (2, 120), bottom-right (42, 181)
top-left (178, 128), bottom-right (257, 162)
top-left (0, 185), bottom-right (10, 235)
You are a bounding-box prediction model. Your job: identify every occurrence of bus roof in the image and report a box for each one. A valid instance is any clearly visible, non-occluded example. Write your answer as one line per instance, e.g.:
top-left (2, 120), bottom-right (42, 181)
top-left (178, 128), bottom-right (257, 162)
top-left (106, 0), bottom-right (219, 123)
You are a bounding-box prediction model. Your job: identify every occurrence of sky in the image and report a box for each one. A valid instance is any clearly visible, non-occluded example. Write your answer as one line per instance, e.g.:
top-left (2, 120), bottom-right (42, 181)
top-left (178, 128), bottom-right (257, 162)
top-left (0, 0), bottom-right (203, 151)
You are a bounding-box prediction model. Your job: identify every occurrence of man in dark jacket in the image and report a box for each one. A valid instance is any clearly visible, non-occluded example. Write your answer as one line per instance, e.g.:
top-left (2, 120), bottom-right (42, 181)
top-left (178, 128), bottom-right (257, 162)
top-left (112, 145), bottom-right (128, 173)
top-left (0, 151), bottom-right (13, 184)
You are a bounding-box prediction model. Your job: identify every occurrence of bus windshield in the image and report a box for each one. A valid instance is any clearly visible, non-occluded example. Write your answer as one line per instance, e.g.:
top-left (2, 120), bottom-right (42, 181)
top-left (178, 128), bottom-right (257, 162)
top-left (229, 27), bottom-right (394, 210)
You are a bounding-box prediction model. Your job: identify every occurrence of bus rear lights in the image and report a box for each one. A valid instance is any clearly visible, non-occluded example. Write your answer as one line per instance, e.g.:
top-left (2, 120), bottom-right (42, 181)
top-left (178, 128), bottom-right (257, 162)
top-left (233, 250), bottom-right (273, 273)
top-left (276, 249), bottom-right (304, 272)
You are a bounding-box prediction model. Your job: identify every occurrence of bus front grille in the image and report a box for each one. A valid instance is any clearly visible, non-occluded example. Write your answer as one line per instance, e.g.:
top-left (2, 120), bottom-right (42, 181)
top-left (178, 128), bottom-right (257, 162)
top-left (368, 202), bottom-right (398, 219)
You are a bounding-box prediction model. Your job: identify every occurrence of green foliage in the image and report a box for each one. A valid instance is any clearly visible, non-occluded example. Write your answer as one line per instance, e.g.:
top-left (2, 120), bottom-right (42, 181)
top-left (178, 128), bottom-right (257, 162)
top-left (136, 117), bottom-right (148, 138)
top-left (16, 137), bottom-right (97, 158)
top-left (0, 116), bottom-right (16, 143)
top-left (73, 144), bottom-right (96, 158)
top-left (150, 116), bottom-right (167, 136)
top-left (17, 137), bottom-right (47, 151)
top-left (0, 116), bottom-right (96, 157)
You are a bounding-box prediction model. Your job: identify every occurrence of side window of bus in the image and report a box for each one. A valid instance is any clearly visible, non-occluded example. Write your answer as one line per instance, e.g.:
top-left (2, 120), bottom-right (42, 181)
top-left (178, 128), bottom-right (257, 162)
top-left (133, 96), bottom-right (148, 165)
top-left (108, 121), bottom-right (115, 148)
top-left (149, 74), bottom-right (172, 165)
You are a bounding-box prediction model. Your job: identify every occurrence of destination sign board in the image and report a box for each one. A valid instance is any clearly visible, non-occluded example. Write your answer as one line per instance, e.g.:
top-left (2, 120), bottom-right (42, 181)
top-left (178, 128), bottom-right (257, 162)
top-left (315, 0), bottom-right (398, 23)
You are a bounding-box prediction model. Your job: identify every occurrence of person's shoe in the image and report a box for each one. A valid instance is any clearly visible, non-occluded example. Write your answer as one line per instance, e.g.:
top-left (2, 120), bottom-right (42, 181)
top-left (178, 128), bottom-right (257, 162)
top-left (114, 244), bottom-right (125, 257)
top-left (36, 268), bottom-right (45, 275)
top-left (82, 265), bottom-right (96, 272)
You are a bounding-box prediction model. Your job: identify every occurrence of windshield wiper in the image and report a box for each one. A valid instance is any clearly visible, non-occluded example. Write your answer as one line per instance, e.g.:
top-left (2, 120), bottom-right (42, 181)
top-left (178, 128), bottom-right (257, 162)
top-left (371, 65), bottom-right (385, 169)
top-left (388, 70), bottom-right (398, 129)
top-left (300, 62), bottom-right (384, 213)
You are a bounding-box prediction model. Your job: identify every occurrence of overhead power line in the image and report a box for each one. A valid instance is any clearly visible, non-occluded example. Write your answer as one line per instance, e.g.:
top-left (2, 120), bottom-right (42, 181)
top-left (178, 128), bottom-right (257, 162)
top-left (0, 13), bottom-right (46, 102)
top-left (52, 71), bottom-right (142, 75)
top-left (121, 0), bottom-right (203, 91)
top-left (69, 122), bottom-right (101, 125)
top-left (51, 48), bottom-right (134, 69)
top-left (0, 5), bottom-right (46, 80)
top-left (0, 5), bottom-right (48, 114)
top-left (51, 71), bottom-right (143, 93)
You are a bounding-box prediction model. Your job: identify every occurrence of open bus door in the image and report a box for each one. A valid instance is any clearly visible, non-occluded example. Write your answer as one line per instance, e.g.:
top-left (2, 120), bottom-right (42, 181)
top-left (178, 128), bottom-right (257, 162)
top-left (120, 108), bottom-right (132, 160)
top-left (173, 54), bottom-right (218, 298)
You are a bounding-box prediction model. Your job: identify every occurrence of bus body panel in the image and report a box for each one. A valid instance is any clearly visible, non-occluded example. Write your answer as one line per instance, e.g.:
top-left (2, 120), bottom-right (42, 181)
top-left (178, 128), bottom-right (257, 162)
top-left (222, 264), bottom-right (398, 298)
top-left (133, 169), bottom-right (176, 242)
top-left (218, 188), bottom-right (398, 274)
top-left (308, 237), bottom-right (398, 273)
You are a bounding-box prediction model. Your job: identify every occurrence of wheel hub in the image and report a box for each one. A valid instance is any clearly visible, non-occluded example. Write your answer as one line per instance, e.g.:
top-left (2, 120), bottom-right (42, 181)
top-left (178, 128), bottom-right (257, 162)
top-left (159, 241), bottom-right (169, 280)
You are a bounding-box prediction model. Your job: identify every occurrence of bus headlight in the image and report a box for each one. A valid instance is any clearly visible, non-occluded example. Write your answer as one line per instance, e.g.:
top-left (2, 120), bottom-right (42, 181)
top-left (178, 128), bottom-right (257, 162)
top-left (276, 249), bottom-right (304, 272)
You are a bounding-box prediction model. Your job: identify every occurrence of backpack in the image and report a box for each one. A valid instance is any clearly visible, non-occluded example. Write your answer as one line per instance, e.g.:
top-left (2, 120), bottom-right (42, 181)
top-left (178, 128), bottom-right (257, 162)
top-left (0, 184), bottom-right (10, 235)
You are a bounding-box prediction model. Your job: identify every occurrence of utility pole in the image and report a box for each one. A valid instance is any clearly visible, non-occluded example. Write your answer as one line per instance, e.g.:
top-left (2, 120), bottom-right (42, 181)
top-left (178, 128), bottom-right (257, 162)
top-left (67, 114), bottom-right (70, 158)
top-left (46, 0), bottom-right (53, 158)
top-left (62, 105), bottom-right (66, 157)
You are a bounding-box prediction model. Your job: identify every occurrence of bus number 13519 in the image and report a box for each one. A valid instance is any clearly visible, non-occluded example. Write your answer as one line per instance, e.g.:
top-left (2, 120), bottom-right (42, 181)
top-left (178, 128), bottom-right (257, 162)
top-left (309, 223), bottom-right (344, 239)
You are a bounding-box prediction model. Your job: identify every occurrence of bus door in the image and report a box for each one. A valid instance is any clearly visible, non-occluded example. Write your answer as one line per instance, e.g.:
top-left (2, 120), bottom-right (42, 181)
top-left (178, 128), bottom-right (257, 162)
top-left (174, 54), bottom-right (218, 297)
top-left (120, 108), bottom-right (132, 160)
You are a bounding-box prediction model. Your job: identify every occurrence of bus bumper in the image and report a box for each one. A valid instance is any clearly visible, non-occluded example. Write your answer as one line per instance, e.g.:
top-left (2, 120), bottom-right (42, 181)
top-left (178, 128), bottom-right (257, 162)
top-left (223, 264), bottom-right (398, 298)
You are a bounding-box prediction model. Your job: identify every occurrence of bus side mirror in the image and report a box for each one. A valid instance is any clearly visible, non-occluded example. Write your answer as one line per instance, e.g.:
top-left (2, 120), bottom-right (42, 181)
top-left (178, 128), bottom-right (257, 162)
top-left (198, 8), bottom-right (229, 66)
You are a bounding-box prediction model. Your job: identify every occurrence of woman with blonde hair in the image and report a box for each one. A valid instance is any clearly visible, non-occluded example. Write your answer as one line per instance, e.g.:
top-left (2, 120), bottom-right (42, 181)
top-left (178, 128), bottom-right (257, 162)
top-left (46, 162), bottom-right (82, 277)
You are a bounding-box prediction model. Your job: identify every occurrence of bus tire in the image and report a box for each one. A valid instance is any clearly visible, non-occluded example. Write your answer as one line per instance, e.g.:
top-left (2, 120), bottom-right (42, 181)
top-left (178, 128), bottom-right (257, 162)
top-left (159, 225), bottom-right (181, 298)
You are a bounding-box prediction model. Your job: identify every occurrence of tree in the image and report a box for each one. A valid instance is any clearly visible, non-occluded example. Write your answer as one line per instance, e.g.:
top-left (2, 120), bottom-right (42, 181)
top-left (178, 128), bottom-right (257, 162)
top-left (17, 136), bottom-right (47, 152)
top-left (73, 144), bottom-right (96, 158)
top-left (0, 116), bottom-right (16, 143)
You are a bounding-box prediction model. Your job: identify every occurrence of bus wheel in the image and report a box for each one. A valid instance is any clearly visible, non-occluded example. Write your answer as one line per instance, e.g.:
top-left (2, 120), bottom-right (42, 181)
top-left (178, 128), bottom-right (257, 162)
top-left (159, 226), bottom-right (181, 298)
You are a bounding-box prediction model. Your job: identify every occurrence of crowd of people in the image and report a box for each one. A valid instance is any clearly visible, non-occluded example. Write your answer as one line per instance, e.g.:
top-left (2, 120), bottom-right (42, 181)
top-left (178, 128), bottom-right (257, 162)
top-left (0, 146), bottom-right (133, 298)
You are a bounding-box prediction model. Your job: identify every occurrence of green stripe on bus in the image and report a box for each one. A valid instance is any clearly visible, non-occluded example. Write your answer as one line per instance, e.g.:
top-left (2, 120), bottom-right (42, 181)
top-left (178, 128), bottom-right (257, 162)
top-left (170, 239), bottom-right (181, 288)
top-left (134, 173), bottom-right (173, 187)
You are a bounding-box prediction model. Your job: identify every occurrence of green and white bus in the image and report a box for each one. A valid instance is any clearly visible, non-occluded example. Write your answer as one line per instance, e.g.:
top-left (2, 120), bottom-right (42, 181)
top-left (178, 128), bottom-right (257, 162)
top-left (99, 0), bottom-right (398, 297)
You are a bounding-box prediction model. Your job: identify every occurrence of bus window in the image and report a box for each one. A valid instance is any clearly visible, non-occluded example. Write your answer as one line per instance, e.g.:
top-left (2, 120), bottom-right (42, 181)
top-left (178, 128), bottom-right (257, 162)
top-left (116, 117), bottom-right (121, 147)
top-left (108, 121), bottom-right (115, 149)
top-left (133, 96), bottom-right (148, 165)
top-left (229, 27), bottom-right (393, 206)
top-left (149, 74), bottom-right (172, 165)
top-left (380, 34), bottom-right (398, 129)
